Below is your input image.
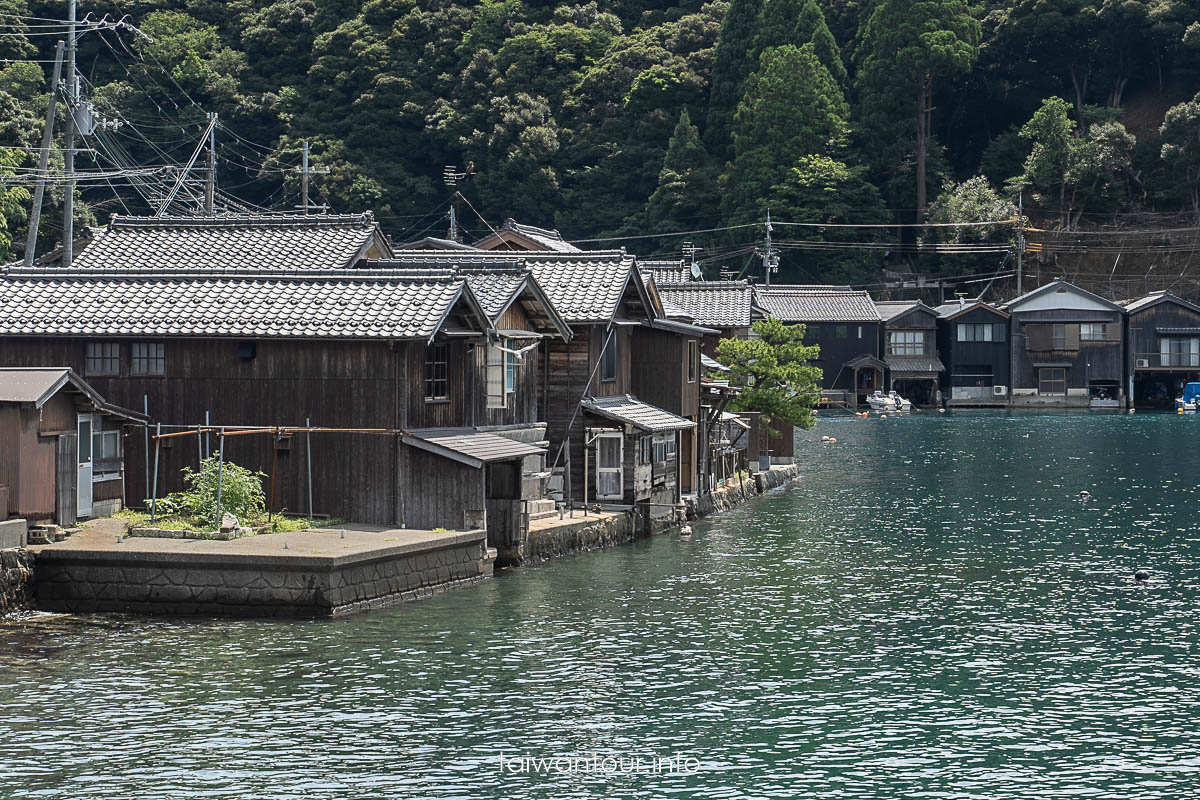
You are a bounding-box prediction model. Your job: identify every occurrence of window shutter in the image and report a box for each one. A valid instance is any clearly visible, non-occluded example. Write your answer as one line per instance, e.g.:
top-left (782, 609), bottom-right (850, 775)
top-left (1026, 324), bottom-right (1051, 350)
top-left (486, 343), bottom-right (504, 408)
top-left (1106, 322), bottom-right (1121, 341)
top-left (993, 323), bottom-right (1007, 342)
top-left (1065, 324), bottom-right (1081, 350)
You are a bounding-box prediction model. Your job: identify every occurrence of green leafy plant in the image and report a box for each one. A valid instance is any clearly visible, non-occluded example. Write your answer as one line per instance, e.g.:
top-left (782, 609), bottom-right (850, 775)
top-left (146, 453), bottom-right (266, 529)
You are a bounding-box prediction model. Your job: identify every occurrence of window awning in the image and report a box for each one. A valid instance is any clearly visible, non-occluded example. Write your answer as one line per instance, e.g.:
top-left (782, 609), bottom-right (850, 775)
top-left (1158, 327), bottom-right (1200, 335)
top-left (404, 428), bottom-right (544, 468)
top-left (885, 355), bottom-right (945, 375)
top-left (582, 395), bottom-right (695, 432)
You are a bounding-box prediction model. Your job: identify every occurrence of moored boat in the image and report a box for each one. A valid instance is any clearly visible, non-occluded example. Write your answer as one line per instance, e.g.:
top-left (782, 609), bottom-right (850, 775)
top-left (866, 390), bottom-right (912, 412)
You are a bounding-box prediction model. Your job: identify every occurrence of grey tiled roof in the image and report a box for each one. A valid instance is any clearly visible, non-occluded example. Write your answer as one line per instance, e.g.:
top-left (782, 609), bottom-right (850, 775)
top-left (642, 260), bottom-right (693, 285)
top-left (582, 394), bottom-right (696, 432)
top-left (658, 282), bottom-right (758, 328)
top-left (757, 288), bottom-right (881, 322)
top-left (61, 214), bottom-right (385, 273)
top-left (526, 253), bottom-right (638, 324)
top-left (465, 273), bottom-right (525, 319)
top-left (0, 271), bottom-right (472, 340)
top-left (885, 355), bottom-right (945, 374)
top-left (474, 219), bottom-right (582, 252)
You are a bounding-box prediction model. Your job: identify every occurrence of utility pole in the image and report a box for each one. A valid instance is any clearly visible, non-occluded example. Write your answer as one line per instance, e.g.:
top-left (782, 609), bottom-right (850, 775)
top-left (1016, 190), bottom-right (1025, 296)
top-left (759, 209), bottom-right (778, 286)
top-left (62, 0), bottom-right (77, 265)
top-left (203, 112), bottom-right (216, 214)
top-left (296, 140), bottom-right (329, 212)
top-left (24, 40), bottom-right (65, 268)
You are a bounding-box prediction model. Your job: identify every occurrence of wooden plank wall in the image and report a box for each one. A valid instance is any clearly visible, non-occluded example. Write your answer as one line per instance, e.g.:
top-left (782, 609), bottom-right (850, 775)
top-left (0, 337), bottom-right (481, 524)
top-left (805, 322), bottom-right (880, 392)
top-left (630, 327), bottom-right (697, 417)
top-left (1127, 302), bottom-right (1200, 368)
top-left (1011, 311), bottom-right (1124, 389)
top-left (543, 327), bottom-right (595, 503)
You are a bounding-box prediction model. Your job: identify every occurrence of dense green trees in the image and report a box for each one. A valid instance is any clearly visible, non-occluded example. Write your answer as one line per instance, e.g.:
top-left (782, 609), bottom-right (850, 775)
top-left (1, 0), bottom-right (1199, 278)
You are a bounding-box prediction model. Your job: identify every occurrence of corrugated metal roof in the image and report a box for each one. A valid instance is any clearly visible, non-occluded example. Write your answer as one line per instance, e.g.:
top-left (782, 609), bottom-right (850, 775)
top-left (57, 214), bottom-right (386, 273)
top-left (405, 428), bottom-right (543, 468)
top-left (1124, 290), bottom-right (1200, 315)
top-left (0, 272), bottom-right (474, 340)
top-left (933, 300), bottom-right (1009, 319)
top-left (874, 300), bottom-right (938, 321)
top-left (885, 355), bottom-right (945, 374)
top-left (0, 367), bottom-right (71, 404)
top-left (658, 282), bottom-right (758, 327)
top-left (758, 287), bottom-right (881, 322)
top-left (582, 395), bottom-right (696, 432)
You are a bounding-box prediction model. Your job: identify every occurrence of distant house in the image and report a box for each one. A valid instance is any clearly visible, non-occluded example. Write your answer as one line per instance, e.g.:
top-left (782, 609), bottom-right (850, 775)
top-left (1123, 290), bottom-right (1200, 408)
top-left (656, 281), bottom-right (765, 349)
top-left (1005, 279), bottom-right (1125, 408)
top-left (757, 286), bottom-right (884, 406)
top-left (875, 300), bottom-right (944, 406)
top-left (0, 216), bottom-right (569, 543)
top-left (472, 219), bottom-right (582, 253)
top-left (0, 368), bottom-right (145, 525)
top-left (934, 299), bottom-right (1011, 407)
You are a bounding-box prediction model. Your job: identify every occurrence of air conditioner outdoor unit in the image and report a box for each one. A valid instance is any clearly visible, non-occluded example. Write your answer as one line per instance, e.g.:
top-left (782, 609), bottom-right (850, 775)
top-left (993, 385), bottom-right (1008, 396)
top-left (1136, 358), bottom-right (1150, 368)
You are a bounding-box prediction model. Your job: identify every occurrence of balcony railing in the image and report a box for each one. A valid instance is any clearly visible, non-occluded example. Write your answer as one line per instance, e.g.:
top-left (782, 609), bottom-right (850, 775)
top-left (1133, 352), bottom-right (1200, 368)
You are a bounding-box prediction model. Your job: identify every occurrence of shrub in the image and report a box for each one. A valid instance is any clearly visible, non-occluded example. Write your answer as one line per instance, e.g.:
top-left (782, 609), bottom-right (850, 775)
top-left (147, 453), bottom-right (266, 529)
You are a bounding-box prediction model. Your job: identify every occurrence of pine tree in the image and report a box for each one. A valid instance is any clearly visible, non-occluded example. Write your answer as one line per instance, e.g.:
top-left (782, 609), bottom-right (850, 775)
top-left (855, 0), bottom-right (979, 221)
top-left (723, 44), bottom-right (848, 223)
top-left (752, 0), bottom-right (847, 86)
top-left (705, 0), bottom-right (765, 157)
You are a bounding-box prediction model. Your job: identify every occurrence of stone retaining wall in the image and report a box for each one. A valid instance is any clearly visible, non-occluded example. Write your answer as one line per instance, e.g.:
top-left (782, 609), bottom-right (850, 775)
top-left (684, 465), bottom-right (798, 520)
top-left (34, 534), bottom-right (492, 618)
top-left (521, 510), bottom-right (637, 566)
top-left (0, 548), bottom-right (35, 614)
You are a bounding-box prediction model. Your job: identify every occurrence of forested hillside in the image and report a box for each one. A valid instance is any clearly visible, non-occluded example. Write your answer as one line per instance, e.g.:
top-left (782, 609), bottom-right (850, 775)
top-left (1, 0), bottom-right (1199, 288)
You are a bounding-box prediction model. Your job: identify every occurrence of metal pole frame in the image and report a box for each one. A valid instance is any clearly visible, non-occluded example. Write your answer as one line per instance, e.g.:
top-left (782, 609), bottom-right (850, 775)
top-left (149, 422), bottom-right (161, 523)
top-left (215, 428), bottom-right (225, 527)
top-left (306, 416), bottom-right (313, 524)
top-left (23, 40), bottom-right (65, 269)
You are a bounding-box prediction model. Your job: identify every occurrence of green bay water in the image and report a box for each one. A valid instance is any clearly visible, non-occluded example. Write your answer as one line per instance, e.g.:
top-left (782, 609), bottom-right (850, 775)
top-left (2, 412), bottom-right (1200, 799)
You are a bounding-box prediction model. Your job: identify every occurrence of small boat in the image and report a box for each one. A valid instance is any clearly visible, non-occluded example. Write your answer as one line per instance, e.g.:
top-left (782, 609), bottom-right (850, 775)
top-left (1176, 382), bottom-right (1200, 412)
top-left (866, 390), bottom-right (912, 412)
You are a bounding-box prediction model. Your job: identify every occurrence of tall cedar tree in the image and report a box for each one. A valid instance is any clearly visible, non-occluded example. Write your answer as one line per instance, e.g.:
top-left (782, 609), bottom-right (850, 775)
top-left (716, 318), bottom-right (823, 434)
top-left (752, 0), bottom-right (847, 86)
top-left (724, 44), bottom-right (848, 224)
top-left (705, 0), bottom-right (764, 156)
top-left (635, 110), bottom-right (721, 239)
top-left (856, 0), bottom-right (980, 221)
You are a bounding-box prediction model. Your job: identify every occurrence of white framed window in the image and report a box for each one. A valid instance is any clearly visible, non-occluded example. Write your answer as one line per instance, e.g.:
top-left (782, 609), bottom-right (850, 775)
top-left (1080, 323), bottom-right (1106, 341)
top-left (92, 429), bottom-right (120, 460)
top-left (888, 330), bottom-right (925, 355)
top-left (85, 342), bottom-right (120, 376)
top-left (957, 323), bottom-right (993, 342)
top-left (131, 342), bottom-right (165, 375)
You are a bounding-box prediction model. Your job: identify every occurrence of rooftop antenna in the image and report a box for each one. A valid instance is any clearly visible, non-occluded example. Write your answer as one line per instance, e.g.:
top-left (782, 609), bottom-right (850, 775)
top-left (682, 241), bottom-right (703, 280)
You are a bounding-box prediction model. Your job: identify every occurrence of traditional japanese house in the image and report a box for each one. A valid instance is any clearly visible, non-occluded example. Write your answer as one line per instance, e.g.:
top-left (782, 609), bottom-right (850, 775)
top-left (1004, 279), bottom-right (1126, 408)
top-left (656, 281), bottom-right (765, 351)
top-left (934, 299), bottom-right (1011, 407)
top-left (756, 286), bottom-right (884, 406)
top-left (1123, 291), bottom-right (1200, 408)
top-left (0, 216), bottom-right (562, 543)
top-left (384, 249), bottom-right (697, 524)
top-left (875, 300), bottom-right (944, 406)
top-left (0, 368), bottom-right (146, 525)
top-left (472, 219), bottom-right (582, 253)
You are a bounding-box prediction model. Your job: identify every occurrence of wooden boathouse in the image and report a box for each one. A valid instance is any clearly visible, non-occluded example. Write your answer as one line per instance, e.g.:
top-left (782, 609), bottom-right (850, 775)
top-left (934, 299), bottom-right (1011, 407)
top-left (1123, 291), bottom-right (1200, 408)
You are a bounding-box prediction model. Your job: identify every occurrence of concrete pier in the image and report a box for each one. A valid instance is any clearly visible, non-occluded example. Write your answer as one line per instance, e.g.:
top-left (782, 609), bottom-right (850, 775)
top-left (32, 522), bottom-right (493, 618)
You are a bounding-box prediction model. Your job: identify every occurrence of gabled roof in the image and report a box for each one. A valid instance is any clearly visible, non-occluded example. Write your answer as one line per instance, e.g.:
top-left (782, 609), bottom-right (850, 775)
top-left (1003, 279), bottom-right (1124, 313)
top-left (874, 300), bottom-right (939, 322)
top-left (582, 395), bottom-right (696, 432)
top-left (0, 367), bottom-right (147, 421)
top-left (461, 272), bottom-right (572, 339)
top-left (934, 300), bottom-right (1010, 320)
top-left (473, 219), bottom-right (582, 253)
top-left (54, 213), bottom-right (391, 273)
top-left (1122, 290), bottom-right (1200, 316)
top-left (757, 286), bottom-right (881, 322)
top-left (0, 269), bottom-right (488, 342)
top-left (642, 260), bottom-right (695, 285)
top-left (395, 236), bottom-right (477, 251)
top-left (658, 281), bottom-right (761, 328)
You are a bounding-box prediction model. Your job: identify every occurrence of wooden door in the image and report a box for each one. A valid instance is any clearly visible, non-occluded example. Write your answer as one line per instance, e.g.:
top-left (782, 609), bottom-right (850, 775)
top-left (56, 433), bottom-right (78, 526)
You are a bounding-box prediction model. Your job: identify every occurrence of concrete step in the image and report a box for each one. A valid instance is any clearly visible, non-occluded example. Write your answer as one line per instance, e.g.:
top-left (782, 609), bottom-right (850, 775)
top-left (527, 499), bottom-right (558, 521)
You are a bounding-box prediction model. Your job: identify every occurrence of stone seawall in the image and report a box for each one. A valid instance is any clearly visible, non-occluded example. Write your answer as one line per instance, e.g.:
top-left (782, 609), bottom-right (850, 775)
top-left (684, 465), bottom-right (798, 520)
top-left (0, 548), bottom-right (35, 614)
top-left (35, 531), bottom-right (491, 618)
top-left (521, 510), bottom-right (637, 566)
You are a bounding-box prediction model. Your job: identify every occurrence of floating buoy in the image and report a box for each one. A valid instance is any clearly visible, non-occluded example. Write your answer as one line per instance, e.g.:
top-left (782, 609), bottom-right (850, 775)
top-left (1129, 408), bottom-right (1136, 414)
top-left (1134, 569), bottom-right (1150, 581)
top-left (1179, 407), bottom-right (1184, 414)
top-left (821, 435), bottom-right (831, 442)
top-left (880, 414), bottom-right (887, 419)
top-left (938, 408), bottom-right (946, 413)
top-left (828, 437), bottom-right (837, 443)
top-left (679, 525), bottom-right (693, 538)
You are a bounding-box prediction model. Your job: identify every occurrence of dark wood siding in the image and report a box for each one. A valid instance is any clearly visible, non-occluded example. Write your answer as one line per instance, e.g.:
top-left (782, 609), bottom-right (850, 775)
top-left (804, 321), bottom-right (880, 392)
top-left (474, 304), bottom-right (540, 428)
top-left (1010, 310), bottom-right (1124, 391)
top-left (937, 307), bottom-right (1011, 401)
top-left (630, 327), bottom-right (698, 417)
top-left (1127, 300), bottom-right (1200, 371)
